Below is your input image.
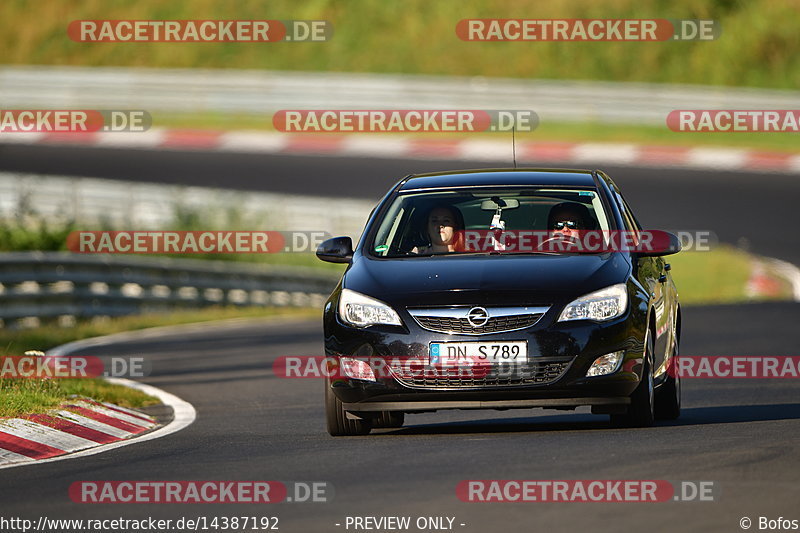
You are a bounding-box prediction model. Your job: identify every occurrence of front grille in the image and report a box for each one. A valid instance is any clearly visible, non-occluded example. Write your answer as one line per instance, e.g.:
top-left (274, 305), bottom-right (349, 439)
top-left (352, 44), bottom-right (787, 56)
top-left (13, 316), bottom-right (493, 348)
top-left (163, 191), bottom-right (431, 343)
top-left (414, 313), bottom-right (543, 334)
top-left (407, 306), bottom-right (550, 335)
top-left (391, 359), bottom-right (571, 389)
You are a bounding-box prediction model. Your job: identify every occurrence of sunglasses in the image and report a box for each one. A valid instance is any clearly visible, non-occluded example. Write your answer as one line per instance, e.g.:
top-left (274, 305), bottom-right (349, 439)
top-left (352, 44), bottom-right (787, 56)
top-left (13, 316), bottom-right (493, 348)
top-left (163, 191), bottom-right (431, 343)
top-left (552, 220), bottom-right (580, 230)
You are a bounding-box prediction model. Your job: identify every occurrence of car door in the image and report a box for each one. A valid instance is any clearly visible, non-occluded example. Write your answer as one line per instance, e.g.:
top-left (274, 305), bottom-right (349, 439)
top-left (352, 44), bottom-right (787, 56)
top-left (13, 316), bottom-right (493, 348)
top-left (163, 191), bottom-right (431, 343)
top-left (617, 193), bottom-right (673, 375)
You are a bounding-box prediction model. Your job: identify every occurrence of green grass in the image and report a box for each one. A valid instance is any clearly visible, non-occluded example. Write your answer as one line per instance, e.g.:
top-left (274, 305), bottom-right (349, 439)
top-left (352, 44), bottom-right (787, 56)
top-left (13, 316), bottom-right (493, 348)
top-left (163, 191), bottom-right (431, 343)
top-left (153, 111), bottom-right (800, 154)
top-left (669, 245), bottom-right (749, 304)
top-left (668, 244), bottom-right (790, 305)
top-left (0, 377), bottom-right (159, 418)
top-left (529, 121), bottom-right (800, 153)
top-left (1, 0), bottom-right (798, 89)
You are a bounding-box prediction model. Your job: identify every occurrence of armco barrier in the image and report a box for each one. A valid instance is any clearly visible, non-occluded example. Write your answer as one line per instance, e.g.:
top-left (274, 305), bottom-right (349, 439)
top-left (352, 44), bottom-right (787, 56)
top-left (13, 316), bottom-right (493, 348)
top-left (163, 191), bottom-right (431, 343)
top-left (0, 252), bottom-right (340, 326)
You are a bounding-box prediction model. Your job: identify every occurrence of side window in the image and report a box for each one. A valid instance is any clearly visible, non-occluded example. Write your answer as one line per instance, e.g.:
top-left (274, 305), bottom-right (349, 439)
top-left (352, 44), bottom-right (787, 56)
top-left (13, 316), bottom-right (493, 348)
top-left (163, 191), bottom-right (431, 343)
top-left (614, 191), bottom-right (640, 245)
top-left (613, 192), bottom-right (631, 230)
top-left (622, 198), bottom-right (643, 230)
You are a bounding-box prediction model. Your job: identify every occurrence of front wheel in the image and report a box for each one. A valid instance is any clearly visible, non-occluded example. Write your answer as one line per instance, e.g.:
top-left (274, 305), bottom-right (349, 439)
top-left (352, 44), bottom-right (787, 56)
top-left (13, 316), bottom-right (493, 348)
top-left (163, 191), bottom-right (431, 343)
top-left (325, 377), bottom-right (371, 436)
top-left (611, 331), bottom-right (655, 428)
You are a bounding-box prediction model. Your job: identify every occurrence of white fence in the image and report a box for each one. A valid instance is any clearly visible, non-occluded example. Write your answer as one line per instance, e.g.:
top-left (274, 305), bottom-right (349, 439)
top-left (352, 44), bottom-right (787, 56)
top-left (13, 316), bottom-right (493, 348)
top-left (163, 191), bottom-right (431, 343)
top-left (2, 66), bottom-right (799, 126)
top-left (0, 172), bottom-right (374, 240)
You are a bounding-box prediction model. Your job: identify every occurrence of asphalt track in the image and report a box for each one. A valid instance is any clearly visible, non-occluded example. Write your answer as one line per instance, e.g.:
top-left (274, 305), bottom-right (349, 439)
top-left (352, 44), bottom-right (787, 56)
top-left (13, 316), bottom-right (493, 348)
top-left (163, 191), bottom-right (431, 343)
top-left (0, 144), bottom-right (799, 532)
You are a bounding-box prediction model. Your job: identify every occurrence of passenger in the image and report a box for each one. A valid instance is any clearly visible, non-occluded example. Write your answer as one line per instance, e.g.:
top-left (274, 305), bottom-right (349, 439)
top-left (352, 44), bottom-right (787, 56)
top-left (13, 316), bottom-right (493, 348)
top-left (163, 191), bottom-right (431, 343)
top-left (412, 205), bottom-right (465, 254)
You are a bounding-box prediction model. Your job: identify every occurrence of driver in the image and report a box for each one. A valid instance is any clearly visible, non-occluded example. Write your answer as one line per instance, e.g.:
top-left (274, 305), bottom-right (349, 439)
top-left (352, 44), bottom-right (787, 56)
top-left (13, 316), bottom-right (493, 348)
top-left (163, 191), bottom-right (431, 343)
top-left (412, 205), bottom-right (465, 254)
top-left (546, 202), bottom-right (593, 243)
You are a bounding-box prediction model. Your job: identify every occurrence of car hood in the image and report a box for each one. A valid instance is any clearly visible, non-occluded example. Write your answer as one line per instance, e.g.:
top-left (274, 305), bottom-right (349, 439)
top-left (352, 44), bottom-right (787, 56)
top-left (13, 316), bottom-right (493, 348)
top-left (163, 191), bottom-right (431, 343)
top-left (343, 253), bottom-right (632, 307)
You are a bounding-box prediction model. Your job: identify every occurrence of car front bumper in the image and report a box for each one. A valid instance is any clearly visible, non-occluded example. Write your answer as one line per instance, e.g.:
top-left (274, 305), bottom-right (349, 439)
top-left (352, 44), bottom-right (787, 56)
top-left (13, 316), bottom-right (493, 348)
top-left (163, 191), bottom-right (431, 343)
top-left (324, 301), bottom-right (649, 413)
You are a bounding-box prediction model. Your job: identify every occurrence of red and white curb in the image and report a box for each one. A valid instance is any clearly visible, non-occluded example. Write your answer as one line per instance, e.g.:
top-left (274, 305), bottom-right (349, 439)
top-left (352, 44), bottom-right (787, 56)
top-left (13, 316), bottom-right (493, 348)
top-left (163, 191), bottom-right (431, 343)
top-left (0, 378), bottom-right (195, 470)
top-left (764, 258), bottom-right (800, 301)
top-left (0, 398), bottom-right (158, 465)
top-left (746, 262), bottom-right (784, 299)
top-left (0, 328), bottom-right (198, 469)
top-left (746, 258), bottom-right (800, 302)
top-left (2, 129), bottom-right (799, 174)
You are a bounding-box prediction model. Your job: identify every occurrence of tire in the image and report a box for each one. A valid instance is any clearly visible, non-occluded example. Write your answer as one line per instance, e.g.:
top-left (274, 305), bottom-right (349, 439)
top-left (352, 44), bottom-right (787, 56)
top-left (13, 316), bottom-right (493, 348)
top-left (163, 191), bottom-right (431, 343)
top-left (325, 377), bottom-right (371, 436)
top-left (374, 411), bottom-right (405, 429)
top-left (611, 330), bottom-right (655, 428)
top-left (655, 331), bottom-right (681, 420)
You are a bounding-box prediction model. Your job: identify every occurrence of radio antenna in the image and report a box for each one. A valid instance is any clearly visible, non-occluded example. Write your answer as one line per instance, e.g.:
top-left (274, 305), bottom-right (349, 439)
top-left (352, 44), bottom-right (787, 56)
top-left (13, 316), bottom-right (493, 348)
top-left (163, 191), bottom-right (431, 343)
top-left (512, 126), bottom-right (517, 168)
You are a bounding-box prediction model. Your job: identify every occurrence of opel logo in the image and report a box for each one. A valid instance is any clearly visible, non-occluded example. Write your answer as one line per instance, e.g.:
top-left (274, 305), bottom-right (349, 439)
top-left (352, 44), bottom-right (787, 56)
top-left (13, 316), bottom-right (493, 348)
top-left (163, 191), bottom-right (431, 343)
top-left (466, 307), bottom-right (489, 327)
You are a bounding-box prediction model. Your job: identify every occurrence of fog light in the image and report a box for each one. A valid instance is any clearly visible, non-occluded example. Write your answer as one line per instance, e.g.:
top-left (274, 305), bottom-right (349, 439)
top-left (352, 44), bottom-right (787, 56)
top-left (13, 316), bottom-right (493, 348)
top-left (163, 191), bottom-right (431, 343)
top-left (586, 351), bottom-right (624, 377)
top-left (341, 357), bottom-right (377, 381)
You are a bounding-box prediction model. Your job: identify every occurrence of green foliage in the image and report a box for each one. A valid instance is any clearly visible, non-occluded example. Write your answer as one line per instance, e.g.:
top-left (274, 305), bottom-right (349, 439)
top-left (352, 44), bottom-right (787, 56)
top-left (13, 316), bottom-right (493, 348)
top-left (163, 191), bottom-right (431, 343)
top-left (0, 204), bottom-right (346, 270)
top-left (0, 0), bottom-right (796, 88)
top-left (0, 219), bottom-right (76, 252)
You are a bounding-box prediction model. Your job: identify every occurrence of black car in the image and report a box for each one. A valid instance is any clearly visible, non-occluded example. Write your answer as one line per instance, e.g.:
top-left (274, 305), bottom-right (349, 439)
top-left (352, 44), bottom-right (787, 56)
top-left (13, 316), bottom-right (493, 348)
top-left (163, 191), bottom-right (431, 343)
top-left (317, 169), bottom-right (681, 435)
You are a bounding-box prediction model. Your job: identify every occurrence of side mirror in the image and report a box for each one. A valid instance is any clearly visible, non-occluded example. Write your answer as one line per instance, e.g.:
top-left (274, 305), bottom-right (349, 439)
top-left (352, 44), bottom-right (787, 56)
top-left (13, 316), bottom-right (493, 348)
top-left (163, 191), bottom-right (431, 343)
top-left (316, 236), bottom-right (354, 263)
top-left (636, 231), bottom-right (682, 257)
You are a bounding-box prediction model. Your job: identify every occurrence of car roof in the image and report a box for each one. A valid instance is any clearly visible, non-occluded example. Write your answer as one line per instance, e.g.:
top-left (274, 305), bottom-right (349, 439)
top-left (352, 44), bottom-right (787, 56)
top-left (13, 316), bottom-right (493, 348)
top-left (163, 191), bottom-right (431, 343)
top-left (398, 168), bottom-right (598, 191)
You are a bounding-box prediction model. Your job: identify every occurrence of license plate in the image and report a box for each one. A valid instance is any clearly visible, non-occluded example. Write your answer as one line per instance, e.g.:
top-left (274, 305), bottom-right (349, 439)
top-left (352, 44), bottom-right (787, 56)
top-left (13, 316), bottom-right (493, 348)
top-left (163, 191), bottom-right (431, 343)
top-left (429, 341), bottom-right (528, 366)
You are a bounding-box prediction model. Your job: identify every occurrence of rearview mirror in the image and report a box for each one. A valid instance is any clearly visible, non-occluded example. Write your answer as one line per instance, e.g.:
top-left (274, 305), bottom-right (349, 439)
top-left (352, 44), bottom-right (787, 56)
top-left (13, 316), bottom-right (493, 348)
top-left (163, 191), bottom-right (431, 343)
top-left (316, 236), bottom-right (354, 263)
top-left (480, 198), bottom-right (520, 210)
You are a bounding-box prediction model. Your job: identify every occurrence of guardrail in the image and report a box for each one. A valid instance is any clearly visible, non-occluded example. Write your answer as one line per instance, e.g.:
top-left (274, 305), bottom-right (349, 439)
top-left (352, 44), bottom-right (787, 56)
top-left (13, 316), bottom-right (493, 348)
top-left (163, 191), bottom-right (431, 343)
top-left (2, 66), bottom-right (799, 126)
top-left (0, 252), bottom-right (341, 327)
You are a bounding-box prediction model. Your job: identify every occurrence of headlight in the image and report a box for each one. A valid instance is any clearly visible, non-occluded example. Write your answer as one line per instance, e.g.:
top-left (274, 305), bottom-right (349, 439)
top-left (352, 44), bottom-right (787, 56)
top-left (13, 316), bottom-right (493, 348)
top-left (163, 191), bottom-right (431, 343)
top-left (338, 289), bottom-right (402, 327)
top-left (558, 283), bottom-right (628, 322)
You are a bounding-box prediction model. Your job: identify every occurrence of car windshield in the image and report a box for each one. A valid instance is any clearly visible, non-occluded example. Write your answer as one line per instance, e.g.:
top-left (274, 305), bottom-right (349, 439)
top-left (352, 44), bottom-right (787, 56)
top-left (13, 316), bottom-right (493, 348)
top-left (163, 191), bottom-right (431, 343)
top-left (371, 187), bottom-right (611, 257)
